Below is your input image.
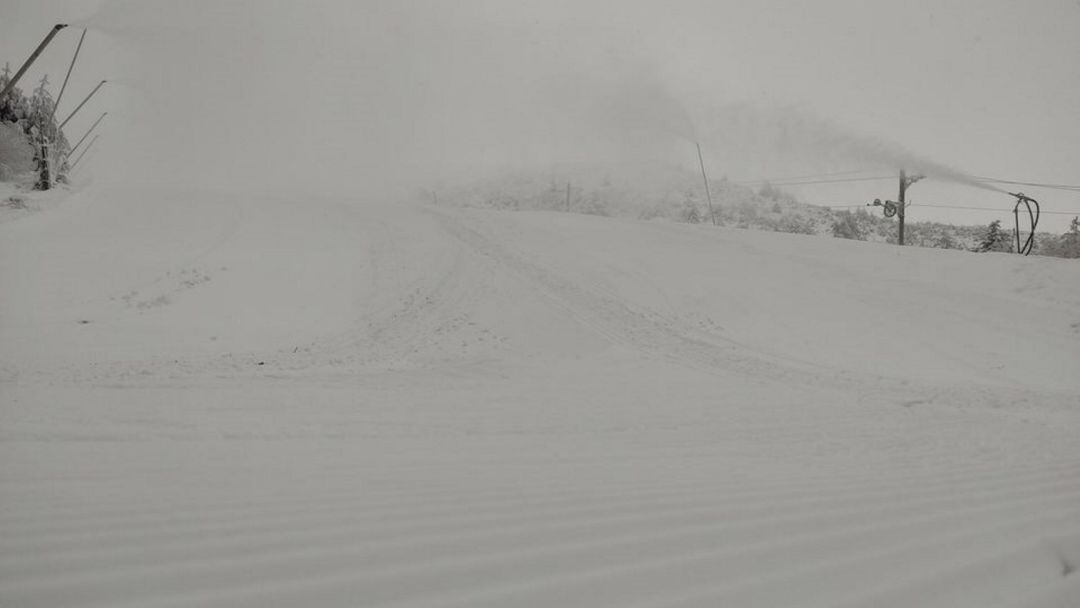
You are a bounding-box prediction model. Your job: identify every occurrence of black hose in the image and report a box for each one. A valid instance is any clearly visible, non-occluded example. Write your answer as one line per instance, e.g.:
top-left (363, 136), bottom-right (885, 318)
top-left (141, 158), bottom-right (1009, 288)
top-left (1011, 193), bottom-right (1040, 256)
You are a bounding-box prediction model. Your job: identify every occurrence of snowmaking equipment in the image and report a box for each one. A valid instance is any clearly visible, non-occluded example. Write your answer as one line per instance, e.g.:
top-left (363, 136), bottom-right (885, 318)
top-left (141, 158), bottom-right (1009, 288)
top-left (1009, 192), bottom-right (1040, 256)
top-left (66, 111), bottom-right (105, 158)
top-left (68, 134), bottom-right (98, 172)
top-left (0, 24), bottom-right (69, 102)
top-left (867, 170), bottom-right (923, 245)
top-left (868, 197), bottom-right (900, 218)
top-left (58, 80), bottom-right (106, 131)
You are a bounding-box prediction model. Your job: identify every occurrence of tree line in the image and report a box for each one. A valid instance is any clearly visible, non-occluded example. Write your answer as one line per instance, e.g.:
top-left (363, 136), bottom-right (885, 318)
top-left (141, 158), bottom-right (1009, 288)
top-left (432, 168), bottom-right (1080, 259)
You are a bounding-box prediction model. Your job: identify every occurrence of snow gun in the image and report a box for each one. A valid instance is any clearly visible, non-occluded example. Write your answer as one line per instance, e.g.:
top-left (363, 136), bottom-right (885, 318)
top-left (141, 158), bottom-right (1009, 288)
top-left (0, 24), bottom-right (69, 101)
top-left (867, 198), bottom-right (901, 218)
top-left (1009, 192), bottom-right (1040, 256)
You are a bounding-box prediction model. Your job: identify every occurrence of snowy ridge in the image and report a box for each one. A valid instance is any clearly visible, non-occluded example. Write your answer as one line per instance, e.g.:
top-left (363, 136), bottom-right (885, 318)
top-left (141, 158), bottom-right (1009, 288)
top-left (1, 186), bottom-right (1078, 607)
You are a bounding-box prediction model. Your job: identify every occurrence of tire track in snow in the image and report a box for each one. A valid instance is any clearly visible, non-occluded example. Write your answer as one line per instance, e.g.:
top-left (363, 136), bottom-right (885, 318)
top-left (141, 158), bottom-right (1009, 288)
top-left (426, 207), bottom-right (913, 395)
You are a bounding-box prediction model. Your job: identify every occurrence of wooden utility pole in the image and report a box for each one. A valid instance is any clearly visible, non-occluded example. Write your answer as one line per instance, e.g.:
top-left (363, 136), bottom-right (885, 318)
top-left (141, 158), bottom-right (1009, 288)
top-left (897, 170), bottom-right (924, 246)
top-left (898, 170), bottom-right (907, 246)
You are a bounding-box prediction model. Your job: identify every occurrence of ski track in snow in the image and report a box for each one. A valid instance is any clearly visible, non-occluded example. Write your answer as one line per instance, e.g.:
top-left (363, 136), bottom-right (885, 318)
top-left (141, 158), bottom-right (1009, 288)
top-left (1, 187), bottom-right (1079, 607)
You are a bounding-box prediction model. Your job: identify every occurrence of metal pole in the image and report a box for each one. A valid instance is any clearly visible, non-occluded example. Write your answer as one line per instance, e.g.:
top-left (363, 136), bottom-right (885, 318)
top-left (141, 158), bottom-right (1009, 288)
top-left (67, 111), bottom-right (106, 157)
top-left (52, 29), bottom-right (87, 122)
top-left (1013, 204), bottom-right (1020, 254)
top-left (69, 134), bottom-right (98, 171)
top-left (70, 144), bottom-right (99, 177)
top-left (696, 141), bottom-right (717, 226)
top-left (58, 80), bottom-right (106, 131)
top-left (0, 24), bottom-right (68, 101)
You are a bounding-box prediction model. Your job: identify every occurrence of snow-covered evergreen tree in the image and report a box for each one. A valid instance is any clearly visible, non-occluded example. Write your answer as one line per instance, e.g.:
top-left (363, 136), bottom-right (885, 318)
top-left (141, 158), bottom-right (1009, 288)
top-left (977, 219), bottom-right (1011, 253)
top-left (1056, 217), bottom-right (1080, 259)
top-left (0, 63), bottom-right (32, 124)
top-left (22, 76), bottom-right (70, 189)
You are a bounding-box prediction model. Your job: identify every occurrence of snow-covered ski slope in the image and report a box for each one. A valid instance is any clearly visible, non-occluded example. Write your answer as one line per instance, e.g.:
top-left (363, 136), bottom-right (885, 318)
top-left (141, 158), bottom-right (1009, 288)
top-left (2, 186), bottom-right (1079, 607)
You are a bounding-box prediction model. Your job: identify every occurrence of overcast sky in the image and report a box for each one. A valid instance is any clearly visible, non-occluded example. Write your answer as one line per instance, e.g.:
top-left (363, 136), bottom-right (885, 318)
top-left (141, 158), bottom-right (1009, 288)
top-left (2, 0), bottom-right (1078, 228)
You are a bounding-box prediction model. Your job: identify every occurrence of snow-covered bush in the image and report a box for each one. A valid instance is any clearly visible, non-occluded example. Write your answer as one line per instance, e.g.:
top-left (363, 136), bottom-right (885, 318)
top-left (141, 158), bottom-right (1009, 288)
top-left (0, 122), bottom-right (34, 182)
top-left (831, 210), bottom-right (864, 240)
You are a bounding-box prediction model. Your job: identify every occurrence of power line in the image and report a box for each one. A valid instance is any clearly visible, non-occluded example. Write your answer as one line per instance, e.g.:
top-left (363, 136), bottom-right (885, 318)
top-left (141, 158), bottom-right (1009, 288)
top-left (733, 165), bottom-right (1080, 191)
top-left (971, 176), bottom-right (1080, 192)
top-left (736, 169), bottom-right (871, 185)
top-left (910, 203), bottom-right (1080, 215)
top-left (744, 175), bottom-right (895, 187)
top-left (735, 170), bottom-right (1080, 193)
top-left (815, 202), bottom-right (1080, 216)
top-left (778, 175), bottom-right (897, 186)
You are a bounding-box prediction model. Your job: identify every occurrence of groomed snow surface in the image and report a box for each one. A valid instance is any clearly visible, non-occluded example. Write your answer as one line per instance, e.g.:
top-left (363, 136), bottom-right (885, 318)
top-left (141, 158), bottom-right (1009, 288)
top-left (1, 186), bottom-right (1078, 607)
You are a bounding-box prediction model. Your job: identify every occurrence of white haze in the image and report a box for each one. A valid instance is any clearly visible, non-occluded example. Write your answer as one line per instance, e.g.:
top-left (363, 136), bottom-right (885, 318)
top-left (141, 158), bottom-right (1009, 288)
top-left (61, 2), bottom-right (1023, 194)
top-left (3, 0), bottom-right (1077, 224)
top-left (68, 1), bottom-right (689, 196)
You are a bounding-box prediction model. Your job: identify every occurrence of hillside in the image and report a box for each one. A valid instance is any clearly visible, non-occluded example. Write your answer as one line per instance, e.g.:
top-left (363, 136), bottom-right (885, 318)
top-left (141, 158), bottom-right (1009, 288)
top-left (435, 167), bottom-right (1079, 256)
top-left (1, 185), bottom-right (1079, 607)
